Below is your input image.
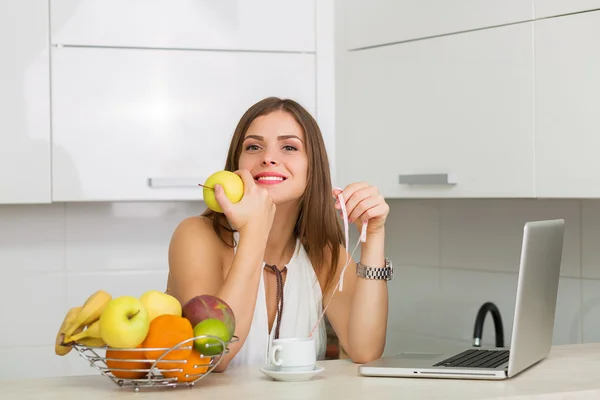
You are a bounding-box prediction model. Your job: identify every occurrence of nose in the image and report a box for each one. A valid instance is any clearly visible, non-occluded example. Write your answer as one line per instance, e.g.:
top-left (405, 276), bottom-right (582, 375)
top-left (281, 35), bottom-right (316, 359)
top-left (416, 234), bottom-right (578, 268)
top-left (261, 153), bottom-right (278, 166)
top-left (261, 160), bottom-right (277, 166)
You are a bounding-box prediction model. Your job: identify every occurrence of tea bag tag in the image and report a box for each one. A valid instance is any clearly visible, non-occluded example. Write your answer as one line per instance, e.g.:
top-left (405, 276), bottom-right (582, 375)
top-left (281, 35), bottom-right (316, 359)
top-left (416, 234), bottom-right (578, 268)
top-left (336, 189), bottom-right (367, 292)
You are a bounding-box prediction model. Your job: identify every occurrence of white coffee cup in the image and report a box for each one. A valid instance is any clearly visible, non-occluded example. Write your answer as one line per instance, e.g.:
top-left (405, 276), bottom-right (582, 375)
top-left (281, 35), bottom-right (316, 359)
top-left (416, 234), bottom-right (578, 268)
top-left (268, 337), bottom-right (316, 372)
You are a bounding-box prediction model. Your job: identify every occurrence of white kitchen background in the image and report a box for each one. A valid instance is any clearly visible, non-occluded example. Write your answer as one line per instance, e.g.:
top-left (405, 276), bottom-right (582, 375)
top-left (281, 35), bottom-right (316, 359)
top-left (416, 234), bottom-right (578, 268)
top-left (2, 0), bottom-right (600, 380)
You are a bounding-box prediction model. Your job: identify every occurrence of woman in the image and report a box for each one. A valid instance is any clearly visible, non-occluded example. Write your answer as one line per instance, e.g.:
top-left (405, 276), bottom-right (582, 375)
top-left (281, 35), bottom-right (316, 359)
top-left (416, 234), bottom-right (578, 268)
top-left (167, 97), bottom-right (391, 371)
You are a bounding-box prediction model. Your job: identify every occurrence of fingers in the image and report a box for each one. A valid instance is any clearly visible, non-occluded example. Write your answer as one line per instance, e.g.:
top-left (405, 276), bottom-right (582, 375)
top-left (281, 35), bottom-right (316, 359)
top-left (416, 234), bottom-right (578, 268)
top-left (333, 182), bottom-right (369, 206)
top-left (342, 185), bottom-right (379, 214)
top-left (213, 184), bottom-right (233, 215)
top-left (236, 169), bottom-right (256, 193)
top-left (347, 194), bottom-right (388, 223)
top-left (334, 183), bottom-right (389, 224)
top-left (332, 182), bottom-right (369, 210)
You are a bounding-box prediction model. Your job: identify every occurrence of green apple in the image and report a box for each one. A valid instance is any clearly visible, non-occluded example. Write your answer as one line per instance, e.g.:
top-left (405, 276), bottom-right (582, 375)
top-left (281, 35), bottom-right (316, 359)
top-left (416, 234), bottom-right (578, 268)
top-left (139, 290), bottom-right (182, 322)
top-left (99, 296), bottom-right (150, 349)
top-left (193, 318), bottom-right (231, 356)
top-left (203, 170), bottom-right (244, 213)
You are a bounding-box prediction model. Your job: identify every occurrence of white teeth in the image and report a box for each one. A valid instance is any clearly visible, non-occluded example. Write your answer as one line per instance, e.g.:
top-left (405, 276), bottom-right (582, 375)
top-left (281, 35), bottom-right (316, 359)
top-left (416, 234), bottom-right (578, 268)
top-left (257, 176), bottom-right (284, 181)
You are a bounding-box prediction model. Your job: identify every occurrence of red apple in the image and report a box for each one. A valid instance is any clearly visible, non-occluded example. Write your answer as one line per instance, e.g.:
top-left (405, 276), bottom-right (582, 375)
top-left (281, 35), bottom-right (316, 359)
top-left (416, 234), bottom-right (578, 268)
top-left (182, 295), bottom-right (236, 339)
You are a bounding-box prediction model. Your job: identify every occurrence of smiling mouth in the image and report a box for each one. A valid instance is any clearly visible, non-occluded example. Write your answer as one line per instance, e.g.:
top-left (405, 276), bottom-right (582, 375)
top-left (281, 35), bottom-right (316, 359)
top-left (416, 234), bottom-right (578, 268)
top-left (256, 176), bottom-right (286, 182)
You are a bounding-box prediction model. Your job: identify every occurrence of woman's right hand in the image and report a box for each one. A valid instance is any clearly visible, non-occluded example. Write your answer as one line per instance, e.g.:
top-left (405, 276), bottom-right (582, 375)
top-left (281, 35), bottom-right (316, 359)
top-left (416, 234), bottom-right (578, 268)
top-left (213, 169), bottom-right (276, 238)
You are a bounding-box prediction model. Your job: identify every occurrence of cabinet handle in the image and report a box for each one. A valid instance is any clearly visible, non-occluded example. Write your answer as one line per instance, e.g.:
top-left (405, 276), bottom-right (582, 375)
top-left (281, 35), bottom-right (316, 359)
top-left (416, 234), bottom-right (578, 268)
top-left (147, 177), bottom-right (203, 188)
top-left (398, 174), bottom-right (458, 185)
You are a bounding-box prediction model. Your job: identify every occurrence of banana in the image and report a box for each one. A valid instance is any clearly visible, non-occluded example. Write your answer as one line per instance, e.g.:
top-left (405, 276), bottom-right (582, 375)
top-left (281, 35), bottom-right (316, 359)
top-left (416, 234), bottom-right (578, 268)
top-left (65, 319), bottom-right (102, 344)
top-left (64, 290), bottom-right (112, 337)
top-left (55, 306), bottom-right (82, 356)
top-left (76, 337), bottom-right (106, 348)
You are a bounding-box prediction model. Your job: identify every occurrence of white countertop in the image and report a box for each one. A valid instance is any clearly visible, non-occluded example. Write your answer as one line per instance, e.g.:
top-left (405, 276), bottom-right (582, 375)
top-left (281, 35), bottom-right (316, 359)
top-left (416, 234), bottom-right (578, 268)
top-left (5, 343), bottom-right (600, 399)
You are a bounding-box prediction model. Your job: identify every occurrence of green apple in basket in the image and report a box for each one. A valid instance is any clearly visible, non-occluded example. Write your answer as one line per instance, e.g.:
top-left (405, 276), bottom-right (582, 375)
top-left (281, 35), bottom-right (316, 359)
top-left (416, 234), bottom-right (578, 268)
top-left (193, 318), bottom-right (232, 356)
top-left (99, 296), bottom-right (150, 348)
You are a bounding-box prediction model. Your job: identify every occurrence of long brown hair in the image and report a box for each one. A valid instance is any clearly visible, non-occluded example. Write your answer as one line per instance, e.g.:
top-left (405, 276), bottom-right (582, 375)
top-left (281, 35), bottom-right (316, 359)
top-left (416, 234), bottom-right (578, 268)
top-left (202, 97), bottom-right (345, 294)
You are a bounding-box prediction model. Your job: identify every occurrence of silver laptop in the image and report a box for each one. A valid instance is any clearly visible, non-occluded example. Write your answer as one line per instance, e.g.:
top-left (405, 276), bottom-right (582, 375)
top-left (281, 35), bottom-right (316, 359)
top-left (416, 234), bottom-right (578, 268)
top-left (359, 219), bottom-right (565, 380)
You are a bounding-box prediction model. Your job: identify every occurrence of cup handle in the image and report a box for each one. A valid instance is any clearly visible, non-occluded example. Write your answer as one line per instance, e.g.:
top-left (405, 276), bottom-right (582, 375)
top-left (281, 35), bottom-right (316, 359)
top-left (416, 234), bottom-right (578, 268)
top-left (269, 344), bottom-right (283, 366)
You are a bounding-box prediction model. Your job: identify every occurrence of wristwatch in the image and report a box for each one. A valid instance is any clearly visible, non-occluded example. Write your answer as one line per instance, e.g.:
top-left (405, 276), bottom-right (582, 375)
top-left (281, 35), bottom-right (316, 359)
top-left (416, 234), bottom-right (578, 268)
top-left (356, 258), bottom-right (393, 281)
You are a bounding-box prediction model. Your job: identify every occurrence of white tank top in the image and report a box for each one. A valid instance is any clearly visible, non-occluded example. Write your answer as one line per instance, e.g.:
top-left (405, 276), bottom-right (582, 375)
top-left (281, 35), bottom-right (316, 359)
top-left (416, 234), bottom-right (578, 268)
top-left (228, 231), bottom-right (327, 367)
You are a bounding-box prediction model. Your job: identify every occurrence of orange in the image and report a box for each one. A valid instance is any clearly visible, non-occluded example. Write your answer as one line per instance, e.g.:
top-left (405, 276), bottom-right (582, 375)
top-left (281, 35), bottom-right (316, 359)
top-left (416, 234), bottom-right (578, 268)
top-left (162, 350), bottom-right (211, 383)
top-left (105, 344), bottom-right (150, 379)
top-left (142, 314), bottom-right (194, 370)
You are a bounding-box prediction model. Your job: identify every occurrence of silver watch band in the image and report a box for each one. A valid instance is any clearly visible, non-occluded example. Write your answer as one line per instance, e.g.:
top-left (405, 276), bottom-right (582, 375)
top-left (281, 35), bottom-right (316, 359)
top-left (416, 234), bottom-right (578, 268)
top-left (356, 258), bottom-right (393, 281)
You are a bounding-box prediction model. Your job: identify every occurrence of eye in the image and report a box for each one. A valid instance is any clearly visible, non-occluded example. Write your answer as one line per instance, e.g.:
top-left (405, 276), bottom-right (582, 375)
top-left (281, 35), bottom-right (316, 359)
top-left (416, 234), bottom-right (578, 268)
top-left (283, 145), bottom-right (297, 151)
top-left (245, 144), bottom-right (261, 151)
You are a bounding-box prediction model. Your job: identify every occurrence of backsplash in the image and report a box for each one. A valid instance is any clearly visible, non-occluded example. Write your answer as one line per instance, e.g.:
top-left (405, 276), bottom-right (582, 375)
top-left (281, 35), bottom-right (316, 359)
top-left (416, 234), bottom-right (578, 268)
top-left (1, 199), bottom-right (599, 379)
top-left (383, 199), bottom-right (600, 357)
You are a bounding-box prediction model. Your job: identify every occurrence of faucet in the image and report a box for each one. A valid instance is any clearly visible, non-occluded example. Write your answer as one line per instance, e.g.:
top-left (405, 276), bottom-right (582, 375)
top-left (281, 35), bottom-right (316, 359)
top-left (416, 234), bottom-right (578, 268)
top-left (472, 302), bottom-right (504, 348)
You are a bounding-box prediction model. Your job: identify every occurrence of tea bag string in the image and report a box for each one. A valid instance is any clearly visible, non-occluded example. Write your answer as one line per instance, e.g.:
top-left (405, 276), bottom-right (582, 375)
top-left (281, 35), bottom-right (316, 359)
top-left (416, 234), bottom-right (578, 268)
top-left (264, 263), bottom-right (287, 340)
top-left (309, 188), bottom-right (367, 337)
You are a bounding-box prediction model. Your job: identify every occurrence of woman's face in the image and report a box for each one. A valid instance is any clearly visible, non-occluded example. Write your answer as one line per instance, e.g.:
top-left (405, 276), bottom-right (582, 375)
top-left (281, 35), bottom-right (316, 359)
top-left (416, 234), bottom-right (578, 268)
top-left (238, 110), bottom-right (308, 205)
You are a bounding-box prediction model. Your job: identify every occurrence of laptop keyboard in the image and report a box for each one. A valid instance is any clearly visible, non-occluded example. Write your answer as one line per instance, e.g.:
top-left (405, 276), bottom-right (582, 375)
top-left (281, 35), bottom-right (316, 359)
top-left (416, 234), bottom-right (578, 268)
top-left (433, 349), bottom-right (510, 369)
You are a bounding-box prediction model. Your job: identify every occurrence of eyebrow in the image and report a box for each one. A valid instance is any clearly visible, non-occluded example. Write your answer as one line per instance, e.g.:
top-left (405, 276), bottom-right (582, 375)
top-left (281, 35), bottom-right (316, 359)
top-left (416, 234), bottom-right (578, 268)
top-left (244, 134), bottom-right (304, 143)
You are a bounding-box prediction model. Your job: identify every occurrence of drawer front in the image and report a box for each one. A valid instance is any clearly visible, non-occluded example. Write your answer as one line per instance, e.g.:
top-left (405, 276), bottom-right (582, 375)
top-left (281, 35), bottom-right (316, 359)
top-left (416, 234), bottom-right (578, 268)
top-left (535, 10), bottom-right (600, 197)
top-left (535, 0), bottom-right (600, 18)
top-left (50, 0), bottom-right (315, 52)
top-left (51, 46), bottom-right (316, 201)
top-left (0, 0), bottom-right (51, 204)
top-left (342, 0), bottom-right (532, 50)
top-left (339, 23), bottom-right (534, 198)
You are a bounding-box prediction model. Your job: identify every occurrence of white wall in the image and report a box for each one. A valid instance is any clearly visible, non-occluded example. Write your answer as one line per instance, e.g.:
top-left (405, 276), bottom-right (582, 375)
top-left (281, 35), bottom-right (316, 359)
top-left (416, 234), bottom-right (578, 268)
top-left (0, 201), bottom-right (198, 379)
top-left (1, 199), bottom-right (599, 379)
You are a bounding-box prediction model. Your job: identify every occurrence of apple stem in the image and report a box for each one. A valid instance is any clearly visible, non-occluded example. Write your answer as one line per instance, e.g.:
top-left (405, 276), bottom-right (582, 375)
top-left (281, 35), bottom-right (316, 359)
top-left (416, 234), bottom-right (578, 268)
top-left (128, 310), bottom-right (140, 320)
top-left (197, 183), bottom-right (214, 190)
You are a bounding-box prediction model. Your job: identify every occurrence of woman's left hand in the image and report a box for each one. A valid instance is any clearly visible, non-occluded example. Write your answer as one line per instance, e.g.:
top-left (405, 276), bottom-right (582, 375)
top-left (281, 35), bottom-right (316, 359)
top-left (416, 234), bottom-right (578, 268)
top-left (333, 182), bottom-right (389, 236)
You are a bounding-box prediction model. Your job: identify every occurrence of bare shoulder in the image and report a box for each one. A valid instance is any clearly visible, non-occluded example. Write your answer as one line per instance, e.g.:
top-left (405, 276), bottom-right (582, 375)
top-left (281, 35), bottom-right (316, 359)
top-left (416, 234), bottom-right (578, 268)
top-left (169, 215), bottom-right (231, 261)
top-left (167, 215), bottom-right (231, 304)
top-left (175, 213), bottom-right (234, 243)
top-left (170, 215), bottom-right (204, 238)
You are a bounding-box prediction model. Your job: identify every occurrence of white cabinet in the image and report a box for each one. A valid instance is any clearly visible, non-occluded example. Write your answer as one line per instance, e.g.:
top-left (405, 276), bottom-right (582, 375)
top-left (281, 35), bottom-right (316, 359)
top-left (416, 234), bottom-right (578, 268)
top-left (50, 0), bottom-right (315, 52)
top-left (50, 47), bottom-right (315, 202)
top-left (341, 0), bottom-right (533, 50)
top-left (535, 0), bottom-right (600, 18)
top-left (338, 23), bottom-right (534, 198)
top-left (0, 1), bottom-right (51, 204)
top-left (535, 11), bottom-right (600, 198)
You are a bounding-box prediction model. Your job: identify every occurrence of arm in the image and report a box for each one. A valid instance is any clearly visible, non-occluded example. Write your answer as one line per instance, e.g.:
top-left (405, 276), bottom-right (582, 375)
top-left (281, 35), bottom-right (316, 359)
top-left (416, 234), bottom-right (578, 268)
top-left (167, 216), bottom-right (268, 371)
top-left (323, 183), bottom-right (390, 363)
top-left (167, 170), bottom-right (275, 371)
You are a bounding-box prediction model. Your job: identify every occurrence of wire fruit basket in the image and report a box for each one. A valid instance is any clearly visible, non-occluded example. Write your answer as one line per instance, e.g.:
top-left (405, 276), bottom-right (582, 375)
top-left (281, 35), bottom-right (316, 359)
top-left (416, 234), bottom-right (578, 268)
top-left (72, 335), bottom-right (239, 392)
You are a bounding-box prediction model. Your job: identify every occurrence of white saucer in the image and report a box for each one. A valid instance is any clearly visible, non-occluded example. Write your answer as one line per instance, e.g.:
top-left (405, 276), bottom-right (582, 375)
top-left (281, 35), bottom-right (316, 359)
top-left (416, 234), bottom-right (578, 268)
top-left (259, 365), bottom-right (325, 382)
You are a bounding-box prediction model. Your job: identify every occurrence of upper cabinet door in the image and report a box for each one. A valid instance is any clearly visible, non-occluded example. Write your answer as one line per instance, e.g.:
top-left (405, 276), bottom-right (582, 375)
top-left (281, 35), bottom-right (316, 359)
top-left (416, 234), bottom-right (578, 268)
top-left (50, 0), bottom-right (315, 52)
top-left (535, 11), bottom-right (600, 197)
top-left (341, 0), bottom-right (533, 50)
top-left (338, 23), bottom-right (534, 198)
top-left (0, 0), bottom-right (51, 204)
top-left (51, 47), bottom-right (315, 202)
top-left (535, 0), bottom-right (600, 18)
